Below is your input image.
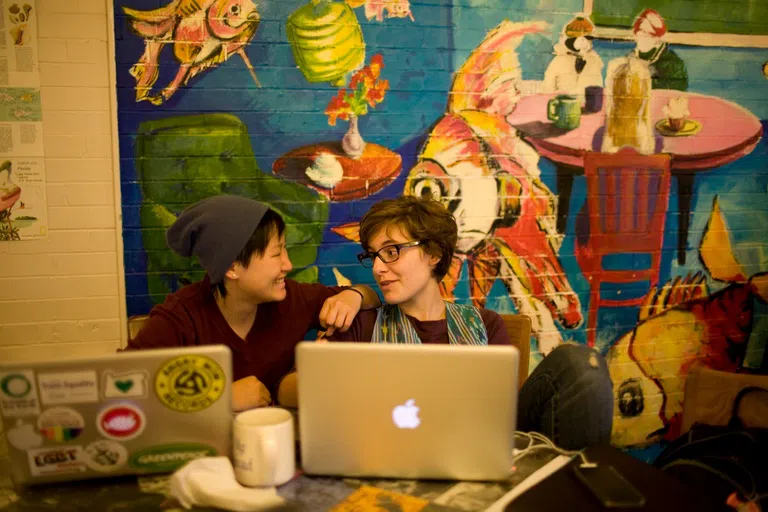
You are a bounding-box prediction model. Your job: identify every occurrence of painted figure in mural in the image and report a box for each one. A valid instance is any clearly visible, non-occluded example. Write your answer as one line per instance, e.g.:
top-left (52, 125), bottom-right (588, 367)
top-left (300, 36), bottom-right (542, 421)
top-left (326, 196), bottom-right (613, 451)
top-left (346, 0), bottom-right (415, 22)
top-left (631, 8), bottom-right (688, 91)
top-left (607, 197), bottom-right (768, 448)
top-left (333, 22), bottom-right (583, 356)
top-left (542, 15), bottom-right (604, 103)
top-left (122, 0), bottom-right (262, 105)
top-left (126, 195), bottom-right (381, 412)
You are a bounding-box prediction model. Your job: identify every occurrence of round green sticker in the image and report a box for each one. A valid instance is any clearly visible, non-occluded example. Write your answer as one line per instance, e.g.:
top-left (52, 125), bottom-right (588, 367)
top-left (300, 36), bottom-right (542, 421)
top-left (1, 373), bottom-right (32, 398)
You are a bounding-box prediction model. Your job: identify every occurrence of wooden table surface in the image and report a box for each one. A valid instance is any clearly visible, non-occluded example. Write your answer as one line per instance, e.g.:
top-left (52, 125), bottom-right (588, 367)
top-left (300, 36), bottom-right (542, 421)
top-left (0, 449), bottom-right (559, 511)
top-left (272, 142), bottom-right (402, 202)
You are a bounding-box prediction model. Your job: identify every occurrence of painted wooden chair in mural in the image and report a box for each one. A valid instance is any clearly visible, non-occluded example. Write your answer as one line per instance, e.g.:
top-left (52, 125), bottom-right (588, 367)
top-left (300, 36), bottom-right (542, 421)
top-left (576, 147), bottom-right (672, 347)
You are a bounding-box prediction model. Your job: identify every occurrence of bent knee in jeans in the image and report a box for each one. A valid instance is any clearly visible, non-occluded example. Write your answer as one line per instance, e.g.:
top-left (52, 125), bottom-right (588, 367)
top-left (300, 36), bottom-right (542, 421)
top-left (518, 343), bottom-right (613, 450)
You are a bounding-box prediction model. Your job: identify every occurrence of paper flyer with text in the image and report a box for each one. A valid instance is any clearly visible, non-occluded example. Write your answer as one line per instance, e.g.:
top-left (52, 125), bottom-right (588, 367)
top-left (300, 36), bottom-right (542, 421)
top-left (0, 0), bottom-right (46, 241)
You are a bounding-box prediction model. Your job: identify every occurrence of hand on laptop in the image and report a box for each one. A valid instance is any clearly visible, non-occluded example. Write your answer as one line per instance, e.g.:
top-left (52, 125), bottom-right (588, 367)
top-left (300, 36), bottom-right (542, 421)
top-left (232, 376), bottom-right (272, 411)
top-left (319, 288), bottom-right (363, 335)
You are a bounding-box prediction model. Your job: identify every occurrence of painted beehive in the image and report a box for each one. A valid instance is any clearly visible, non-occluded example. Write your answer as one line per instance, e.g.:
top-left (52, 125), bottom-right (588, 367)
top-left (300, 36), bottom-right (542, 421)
top-left (287, 0), bottom-right (366, 86)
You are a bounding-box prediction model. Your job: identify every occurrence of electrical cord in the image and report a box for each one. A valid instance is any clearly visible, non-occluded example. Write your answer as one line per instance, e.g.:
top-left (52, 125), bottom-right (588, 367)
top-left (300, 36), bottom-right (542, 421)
top-left (513, 431), bottom-right (597, 469)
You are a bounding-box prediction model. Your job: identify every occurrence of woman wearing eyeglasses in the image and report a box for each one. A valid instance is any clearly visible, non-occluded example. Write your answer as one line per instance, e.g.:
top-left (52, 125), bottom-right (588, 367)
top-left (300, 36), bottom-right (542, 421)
top-left (326, 195), bottom-right (613, 450)
top-left (336, 195), bottom-right (506, 345)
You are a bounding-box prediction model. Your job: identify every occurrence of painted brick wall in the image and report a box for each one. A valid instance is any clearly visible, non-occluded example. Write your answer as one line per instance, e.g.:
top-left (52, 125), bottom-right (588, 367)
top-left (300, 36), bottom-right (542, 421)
top-left (0, 0), bottom-right (123, 363)
top-left (112, 0), bottom-right (768, 456)
top-left (113, 0), bottom-right (768, 456)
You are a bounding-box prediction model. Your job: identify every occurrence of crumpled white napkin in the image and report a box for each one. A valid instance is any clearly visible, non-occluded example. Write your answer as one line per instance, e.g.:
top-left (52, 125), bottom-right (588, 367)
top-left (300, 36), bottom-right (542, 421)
top-left (169, 456), bottom-right (286, 511)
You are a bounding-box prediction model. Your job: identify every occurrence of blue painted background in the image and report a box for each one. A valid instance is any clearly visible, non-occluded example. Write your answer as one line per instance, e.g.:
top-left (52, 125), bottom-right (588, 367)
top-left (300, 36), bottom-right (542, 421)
top-left (114, 0), bottom-right (768, 356)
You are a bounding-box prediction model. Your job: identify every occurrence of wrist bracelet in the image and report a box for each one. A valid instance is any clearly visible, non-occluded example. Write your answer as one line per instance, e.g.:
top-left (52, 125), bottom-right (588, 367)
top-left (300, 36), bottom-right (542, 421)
top-left (344, 287), bottom-right (365, 304)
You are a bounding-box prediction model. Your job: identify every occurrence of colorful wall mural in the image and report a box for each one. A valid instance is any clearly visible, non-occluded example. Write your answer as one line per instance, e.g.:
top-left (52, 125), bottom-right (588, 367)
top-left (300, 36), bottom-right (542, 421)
top-left (114, 0), bottom-right (768, 453)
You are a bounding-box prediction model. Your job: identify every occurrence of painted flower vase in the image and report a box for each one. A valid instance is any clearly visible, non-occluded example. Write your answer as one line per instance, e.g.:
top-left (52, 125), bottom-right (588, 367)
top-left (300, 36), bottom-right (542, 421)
top-left (342, 115), bottom-right (365, 159)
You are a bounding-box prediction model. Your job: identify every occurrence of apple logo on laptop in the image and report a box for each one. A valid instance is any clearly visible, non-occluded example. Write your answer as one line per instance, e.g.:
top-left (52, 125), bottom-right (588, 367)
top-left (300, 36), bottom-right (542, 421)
top-left (392, 399), bottom-right (420, 429)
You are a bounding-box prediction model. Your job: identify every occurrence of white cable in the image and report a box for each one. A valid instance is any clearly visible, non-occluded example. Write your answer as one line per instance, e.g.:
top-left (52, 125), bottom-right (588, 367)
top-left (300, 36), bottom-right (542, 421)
top-left (513, 431), bottom-right (597, 468)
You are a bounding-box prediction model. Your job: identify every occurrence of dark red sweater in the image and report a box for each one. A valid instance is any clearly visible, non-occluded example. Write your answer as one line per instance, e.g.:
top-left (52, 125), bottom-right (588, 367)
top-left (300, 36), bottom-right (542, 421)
top-left (126, 277), bottom-right (343, 393)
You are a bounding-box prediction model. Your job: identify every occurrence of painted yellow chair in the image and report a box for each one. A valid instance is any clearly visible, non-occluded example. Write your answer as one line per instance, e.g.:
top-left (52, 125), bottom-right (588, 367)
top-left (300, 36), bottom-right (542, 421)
top-left (501, 314), bottom-right (531, 389)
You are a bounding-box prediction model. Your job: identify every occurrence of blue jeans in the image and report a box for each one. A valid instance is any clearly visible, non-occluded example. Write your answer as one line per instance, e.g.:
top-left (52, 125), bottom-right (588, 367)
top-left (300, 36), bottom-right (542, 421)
top-left (517, 344), bottom-right (613, 450)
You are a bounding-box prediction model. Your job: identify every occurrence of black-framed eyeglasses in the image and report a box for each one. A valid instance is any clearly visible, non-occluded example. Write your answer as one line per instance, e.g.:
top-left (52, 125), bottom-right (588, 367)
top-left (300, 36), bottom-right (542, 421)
top-left (357, 241), bottom-right (423, 268)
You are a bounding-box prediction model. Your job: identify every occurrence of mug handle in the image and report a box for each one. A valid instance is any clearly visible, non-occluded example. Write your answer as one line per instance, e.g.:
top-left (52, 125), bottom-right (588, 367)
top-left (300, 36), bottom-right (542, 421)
top-left (547, 98), bottom-right (559, 122)
top-left (260, 436), bottom-right (278, 485)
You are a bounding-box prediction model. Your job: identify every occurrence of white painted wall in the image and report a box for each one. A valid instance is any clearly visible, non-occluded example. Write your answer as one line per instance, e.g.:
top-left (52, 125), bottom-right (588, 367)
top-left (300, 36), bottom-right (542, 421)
top-left (0, 0), bottom-right (124, 363)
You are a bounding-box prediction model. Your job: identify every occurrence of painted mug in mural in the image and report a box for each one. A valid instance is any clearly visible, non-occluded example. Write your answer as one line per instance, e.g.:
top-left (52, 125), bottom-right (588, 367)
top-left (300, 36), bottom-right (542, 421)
top-left (547, 95), bottom-right (581, 130)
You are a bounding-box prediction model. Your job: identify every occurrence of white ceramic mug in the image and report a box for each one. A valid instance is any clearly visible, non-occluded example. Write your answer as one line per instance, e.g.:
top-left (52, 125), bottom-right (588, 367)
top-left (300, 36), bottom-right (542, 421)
top-left (233, 407), bottom-right (295, 487)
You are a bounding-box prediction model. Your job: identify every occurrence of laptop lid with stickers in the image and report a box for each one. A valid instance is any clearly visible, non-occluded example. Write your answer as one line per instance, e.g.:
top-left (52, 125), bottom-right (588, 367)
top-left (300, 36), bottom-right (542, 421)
top-left (0, 345), bottom-right (232, 485)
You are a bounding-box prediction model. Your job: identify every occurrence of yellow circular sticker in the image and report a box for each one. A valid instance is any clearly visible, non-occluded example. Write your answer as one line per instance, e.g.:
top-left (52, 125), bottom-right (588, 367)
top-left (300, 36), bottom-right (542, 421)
top-left (154, 355), bottom-right (225, 412)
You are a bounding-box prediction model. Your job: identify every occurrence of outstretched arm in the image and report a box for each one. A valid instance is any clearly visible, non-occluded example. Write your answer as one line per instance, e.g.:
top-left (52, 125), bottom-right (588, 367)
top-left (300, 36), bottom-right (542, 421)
top-left (319, 285), bottom-right (381, 335)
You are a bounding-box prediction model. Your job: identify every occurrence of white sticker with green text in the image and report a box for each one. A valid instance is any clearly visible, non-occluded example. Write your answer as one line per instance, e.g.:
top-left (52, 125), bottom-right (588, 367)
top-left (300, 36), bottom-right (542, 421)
top-left (0, 370), bottom-right (40, 417)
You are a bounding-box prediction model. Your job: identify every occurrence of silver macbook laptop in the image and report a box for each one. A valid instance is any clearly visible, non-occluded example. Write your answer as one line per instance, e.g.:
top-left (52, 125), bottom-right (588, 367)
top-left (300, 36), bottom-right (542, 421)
top-left (296, 342), bottom-right (519, 481)
top-left (0, 345), bottom-right (232, 485)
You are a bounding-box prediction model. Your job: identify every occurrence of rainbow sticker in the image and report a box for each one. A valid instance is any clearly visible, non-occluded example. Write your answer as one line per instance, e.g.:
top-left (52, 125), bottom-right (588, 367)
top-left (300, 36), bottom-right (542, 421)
top-left (37, 407), bottom-right (85, 442)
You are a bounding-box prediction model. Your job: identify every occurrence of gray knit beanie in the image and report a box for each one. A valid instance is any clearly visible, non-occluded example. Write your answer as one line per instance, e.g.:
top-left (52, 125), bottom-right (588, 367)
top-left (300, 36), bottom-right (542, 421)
top-left (165, 195), bottom-right (270, 284)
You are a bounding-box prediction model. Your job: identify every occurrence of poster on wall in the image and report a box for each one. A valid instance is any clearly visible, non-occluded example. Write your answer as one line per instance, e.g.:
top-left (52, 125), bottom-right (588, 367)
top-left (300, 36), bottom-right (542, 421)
top-left (0, 0), bottom-right (46, 241)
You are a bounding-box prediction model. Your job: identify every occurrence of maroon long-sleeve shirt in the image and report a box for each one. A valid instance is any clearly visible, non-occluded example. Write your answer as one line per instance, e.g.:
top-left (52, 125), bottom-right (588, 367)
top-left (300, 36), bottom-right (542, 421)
top-left (126, 277), bottom-right (343, 394)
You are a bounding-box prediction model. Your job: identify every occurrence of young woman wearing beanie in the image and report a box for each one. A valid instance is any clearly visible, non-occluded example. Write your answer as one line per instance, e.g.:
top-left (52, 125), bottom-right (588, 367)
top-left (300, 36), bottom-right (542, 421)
top-left (127, 194), bottom-right (381, 411)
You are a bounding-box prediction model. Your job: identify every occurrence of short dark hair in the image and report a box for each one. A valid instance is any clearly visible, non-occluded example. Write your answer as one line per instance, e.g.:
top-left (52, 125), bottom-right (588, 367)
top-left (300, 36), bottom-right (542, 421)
top-left (215, 208), bottom-right (285, 297)
top-left (359, 196), bottom-right (457, 280)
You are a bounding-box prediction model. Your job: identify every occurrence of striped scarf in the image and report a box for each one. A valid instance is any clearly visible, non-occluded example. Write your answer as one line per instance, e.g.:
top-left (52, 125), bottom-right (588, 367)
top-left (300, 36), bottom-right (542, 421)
top-left (371, 302), bottom-right (488, 345)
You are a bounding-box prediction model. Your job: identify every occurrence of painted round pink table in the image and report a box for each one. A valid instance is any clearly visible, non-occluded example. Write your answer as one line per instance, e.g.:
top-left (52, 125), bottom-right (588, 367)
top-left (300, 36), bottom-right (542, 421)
top-left (507, 89), bottom-right (763, 264)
